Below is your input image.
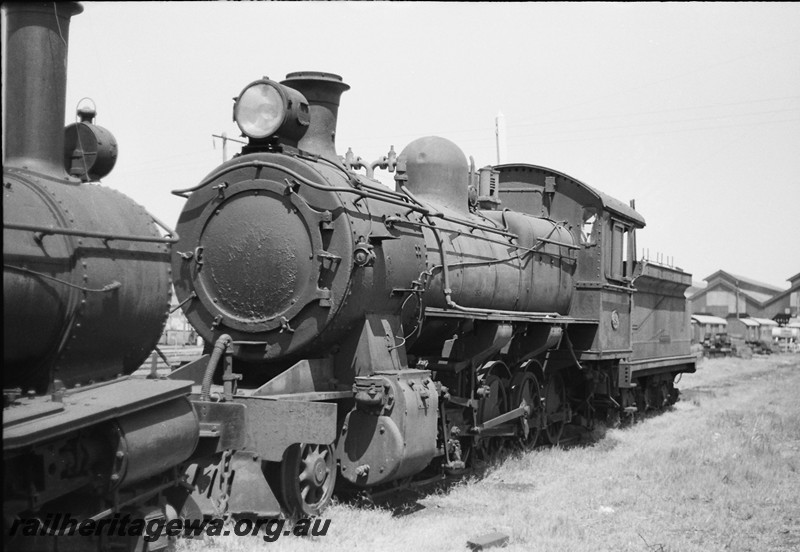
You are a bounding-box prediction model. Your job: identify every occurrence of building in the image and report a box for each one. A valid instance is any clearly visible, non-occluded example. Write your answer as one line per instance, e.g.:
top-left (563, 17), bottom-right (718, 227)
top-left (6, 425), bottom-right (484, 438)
top-left (687, 270), bottom-right (799, 322)
top-left (759, 272), bottom-right (800, 325)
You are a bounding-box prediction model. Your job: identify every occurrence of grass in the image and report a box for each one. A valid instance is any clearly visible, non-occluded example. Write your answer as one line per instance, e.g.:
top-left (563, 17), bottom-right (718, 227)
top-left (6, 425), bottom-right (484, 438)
top-left (180, 355), bottom-right (800, 551)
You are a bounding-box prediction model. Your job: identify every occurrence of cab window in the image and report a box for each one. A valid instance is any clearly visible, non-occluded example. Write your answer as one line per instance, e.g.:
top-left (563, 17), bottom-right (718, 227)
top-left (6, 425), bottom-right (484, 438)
top-left (581, 208), bottom-right (597, 246)
top-left (607, 221), bottom-right (630, 281)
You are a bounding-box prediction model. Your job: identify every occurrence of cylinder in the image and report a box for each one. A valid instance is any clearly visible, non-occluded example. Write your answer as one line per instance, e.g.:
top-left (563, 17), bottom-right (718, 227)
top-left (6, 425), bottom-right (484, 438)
top-left (337, 370), bottom-right (438, 487)
top-left (115, 398), bottom-right (199, 487)
top-left (2, 2), bottom-right (83, 175)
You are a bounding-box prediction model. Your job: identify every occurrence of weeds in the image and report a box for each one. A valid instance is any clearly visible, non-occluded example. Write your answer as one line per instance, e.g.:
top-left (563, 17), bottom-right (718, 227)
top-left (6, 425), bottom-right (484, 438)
top-left (638, 533), bottom-right (667, 552)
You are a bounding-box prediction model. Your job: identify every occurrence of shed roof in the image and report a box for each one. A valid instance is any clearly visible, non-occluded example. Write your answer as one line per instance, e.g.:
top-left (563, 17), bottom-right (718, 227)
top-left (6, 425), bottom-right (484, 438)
top-left (751, 318), bottom-right (779, 326)
top-left (728, 273), bottom-right (784, 292)
top-left (691, 314), bottom-right (728, 325)
top-left (704, 271), bottom-right (784, 293)
top-left (740, 290), bottom-right (775, 303)
top-left (736, 318), bottom-right (760, 327)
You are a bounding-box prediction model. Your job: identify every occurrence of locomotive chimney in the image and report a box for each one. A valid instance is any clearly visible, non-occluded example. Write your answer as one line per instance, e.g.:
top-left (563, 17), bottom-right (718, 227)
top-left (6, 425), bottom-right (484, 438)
top-left (281, 72), bottom-right (350, 161)
top-left (2, 2), bottom-right (83, 175)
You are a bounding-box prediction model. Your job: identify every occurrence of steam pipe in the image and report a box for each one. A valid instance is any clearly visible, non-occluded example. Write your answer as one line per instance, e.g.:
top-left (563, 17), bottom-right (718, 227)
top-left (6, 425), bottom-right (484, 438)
top-left (200, 334), bottom-right (232, 402)
top-left (3, 2), bottom-right (83, 176)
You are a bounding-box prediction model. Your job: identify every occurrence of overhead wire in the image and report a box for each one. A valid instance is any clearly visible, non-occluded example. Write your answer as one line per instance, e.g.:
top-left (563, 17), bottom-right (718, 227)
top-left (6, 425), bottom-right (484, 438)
top-left (510, 116), bottom-right (800, 147)
top-left (341, 96), bottom-right (800, 146)
top-left (512, 36), bottom-right (800, 123)
top-left (512, 107), bottom-right (800, 140)
top-left (508, 96), bottom-right (800, 129)
top-left (343, 35), bottom-right (800, 144)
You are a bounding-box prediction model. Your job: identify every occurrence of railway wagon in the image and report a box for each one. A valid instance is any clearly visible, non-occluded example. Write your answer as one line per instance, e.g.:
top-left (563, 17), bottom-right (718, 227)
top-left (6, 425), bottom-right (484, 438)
top-left (729, 317), bottom-right (778, 354)
top-left (691, 314), bottom-right (733, 357)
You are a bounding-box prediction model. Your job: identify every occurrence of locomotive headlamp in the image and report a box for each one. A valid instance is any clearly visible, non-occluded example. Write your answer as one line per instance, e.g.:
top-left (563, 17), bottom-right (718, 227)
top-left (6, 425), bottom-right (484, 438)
top-left (233, 79), bottom-right (310, 143)
top-left (235, 83), bottom-right (283, 139)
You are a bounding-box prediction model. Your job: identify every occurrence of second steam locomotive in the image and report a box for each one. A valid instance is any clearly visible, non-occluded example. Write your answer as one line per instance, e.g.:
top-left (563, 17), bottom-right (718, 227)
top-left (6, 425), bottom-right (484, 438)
top-left (168, 72), bottom-right (697, 517)
top-left (3, 4), bottom-right (197, 551)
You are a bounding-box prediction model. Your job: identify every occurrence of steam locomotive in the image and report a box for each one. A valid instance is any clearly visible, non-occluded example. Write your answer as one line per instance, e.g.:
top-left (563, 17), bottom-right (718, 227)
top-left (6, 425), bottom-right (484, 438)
top-left (3, 4), bottom-right (198, 550)
top-left (3, 2), bottom-right (697, 547)
top-left (168, 72), bottom-right (696, 516)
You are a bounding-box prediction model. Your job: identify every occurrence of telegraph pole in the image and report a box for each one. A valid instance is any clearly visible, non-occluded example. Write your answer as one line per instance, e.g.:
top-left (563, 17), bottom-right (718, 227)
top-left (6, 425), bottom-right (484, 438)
top-left (212, 133), bottom-right (246, 163)
top-left (735, 279), bottom-right (740, 319)
top-left (495, 111), bottom-right (507, 165)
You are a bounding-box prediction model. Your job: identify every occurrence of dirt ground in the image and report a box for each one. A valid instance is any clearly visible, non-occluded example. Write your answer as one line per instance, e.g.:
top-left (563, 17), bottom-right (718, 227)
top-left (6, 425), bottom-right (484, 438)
top-left (181, 354), bottom-right (800, 552)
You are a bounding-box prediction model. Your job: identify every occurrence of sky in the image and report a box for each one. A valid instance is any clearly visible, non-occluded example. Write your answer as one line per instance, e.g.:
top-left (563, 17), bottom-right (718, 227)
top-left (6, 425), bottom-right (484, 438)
top-left (10, 2), bottom-right (800, 288)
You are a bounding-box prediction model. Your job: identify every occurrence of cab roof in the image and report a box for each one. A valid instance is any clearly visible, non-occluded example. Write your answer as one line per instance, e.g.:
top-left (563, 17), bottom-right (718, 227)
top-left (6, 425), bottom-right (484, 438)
top-left (496, 163), bottom-right (646, 228)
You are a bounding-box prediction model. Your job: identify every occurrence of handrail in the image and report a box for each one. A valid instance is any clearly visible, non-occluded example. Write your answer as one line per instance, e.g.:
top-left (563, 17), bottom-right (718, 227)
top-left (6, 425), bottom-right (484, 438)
top-left (4, 221), bottom-right (178, 244)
